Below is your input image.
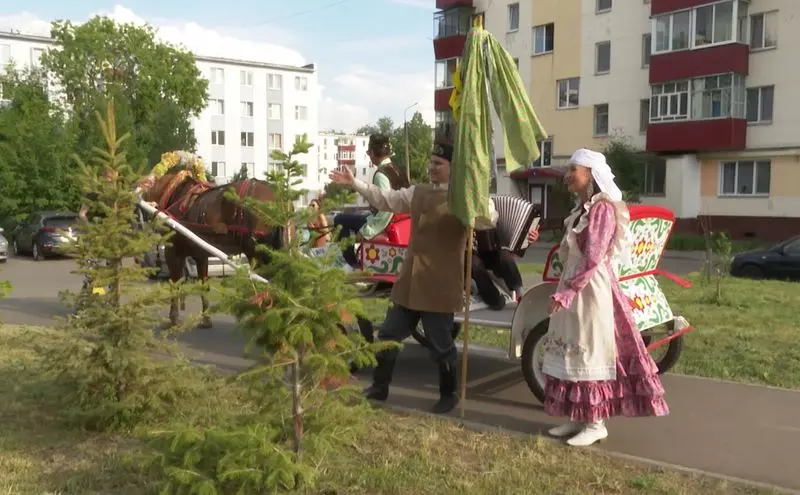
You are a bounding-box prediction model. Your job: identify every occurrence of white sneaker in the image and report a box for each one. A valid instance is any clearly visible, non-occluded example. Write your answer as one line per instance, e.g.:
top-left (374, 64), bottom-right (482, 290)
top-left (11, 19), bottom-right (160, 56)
top-left (566, 421), bottom-right (608, 447)
top-left (547, 422), bottom-right (583, 438)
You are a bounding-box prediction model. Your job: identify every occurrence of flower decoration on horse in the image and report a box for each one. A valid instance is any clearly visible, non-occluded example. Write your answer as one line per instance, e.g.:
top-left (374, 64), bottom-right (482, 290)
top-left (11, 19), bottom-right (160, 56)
top-left (138, 150), bottom-right (208, 194)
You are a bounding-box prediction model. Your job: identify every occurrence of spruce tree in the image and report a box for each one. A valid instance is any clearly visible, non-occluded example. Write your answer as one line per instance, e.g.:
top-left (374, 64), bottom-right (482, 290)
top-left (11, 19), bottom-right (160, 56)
top-left (47, 100), bottom-right (203, 431)
top-left (144, 134), bottom-right (390, 493)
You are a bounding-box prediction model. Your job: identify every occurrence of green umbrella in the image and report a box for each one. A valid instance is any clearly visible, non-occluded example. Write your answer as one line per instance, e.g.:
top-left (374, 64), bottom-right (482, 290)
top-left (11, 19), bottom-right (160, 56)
top-left (448, 18), bottom-right (548, 418)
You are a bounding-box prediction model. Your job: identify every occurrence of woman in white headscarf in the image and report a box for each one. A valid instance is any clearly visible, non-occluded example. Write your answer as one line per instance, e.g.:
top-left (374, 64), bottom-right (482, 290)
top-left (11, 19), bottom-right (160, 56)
top-left (542, 148), bottom-right (669, 447)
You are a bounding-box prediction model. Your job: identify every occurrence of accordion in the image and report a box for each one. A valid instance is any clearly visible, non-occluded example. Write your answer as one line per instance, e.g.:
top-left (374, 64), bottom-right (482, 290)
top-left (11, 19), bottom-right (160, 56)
top-left (489, 194), bottom-right (538, 254)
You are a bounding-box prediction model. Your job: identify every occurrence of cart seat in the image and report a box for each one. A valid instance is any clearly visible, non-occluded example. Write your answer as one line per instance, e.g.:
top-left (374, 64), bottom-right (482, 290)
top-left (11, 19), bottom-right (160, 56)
top-left (367, 213), bottom-right (411, 246)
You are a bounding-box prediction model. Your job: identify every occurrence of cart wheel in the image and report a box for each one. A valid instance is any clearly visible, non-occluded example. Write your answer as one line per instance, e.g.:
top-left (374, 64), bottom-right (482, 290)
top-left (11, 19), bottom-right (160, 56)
top-left (411, 321), bottom-right (462, 349)
top-left (521, 318), bottom-right (549, 404)
top-left (641, 320), bottom-right (684, 374)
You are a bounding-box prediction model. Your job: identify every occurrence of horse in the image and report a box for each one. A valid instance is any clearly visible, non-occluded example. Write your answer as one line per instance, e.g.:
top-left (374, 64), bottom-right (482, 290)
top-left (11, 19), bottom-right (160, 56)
top-left (138, 167), bottom-right (282, 328)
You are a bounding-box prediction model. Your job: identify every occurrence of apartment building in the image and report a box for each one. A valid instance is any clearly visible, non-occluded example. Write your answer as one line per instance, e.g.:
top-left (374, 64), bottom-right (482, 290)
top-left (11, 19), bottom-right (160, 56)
top-left (0, 29), bottom-right (323, 203)
top-left (432, 0), bottom-right (799, 240)
top-left (317, 132), bottom-right (374, 206)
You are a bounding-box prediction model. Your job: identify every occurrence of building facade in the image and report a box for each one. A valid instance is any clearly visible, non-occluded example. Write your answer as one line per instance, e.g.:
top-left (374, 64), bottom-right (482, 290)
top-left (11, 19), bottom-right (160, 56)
top-left (0, 29), bottom-right (323, 202)
top-left (432, 0), bottom-right (800, 240)
top-left (316, 132), bottom-right (374, 206)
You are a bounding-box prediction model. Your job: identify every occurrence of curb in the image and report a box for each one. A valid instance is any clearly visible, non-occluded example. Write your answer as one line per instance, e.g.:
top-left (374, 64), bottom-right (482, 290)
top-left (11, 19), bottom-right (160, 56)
top-left (379, 402), bottom-right (800, 495)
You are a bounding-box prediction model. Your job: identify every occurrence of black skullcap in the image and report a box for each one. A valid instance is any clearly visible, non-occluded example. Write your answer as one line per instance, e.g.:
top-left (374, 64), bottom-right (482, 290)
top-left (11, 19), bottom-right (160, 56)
top-left (431, 140), bottom-right (453, 162)
top-left (368, 134), bottom-right (391, 156)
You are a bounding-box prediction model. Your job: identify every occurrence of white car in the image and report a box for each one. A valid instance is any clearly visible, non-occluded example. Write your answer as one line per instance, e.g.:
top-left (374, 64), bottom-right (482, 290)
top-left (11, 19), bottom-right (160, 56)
top-left (0, 227), bottom-right (8, 263)
top-left (140, 244), bottom-right (247, 280)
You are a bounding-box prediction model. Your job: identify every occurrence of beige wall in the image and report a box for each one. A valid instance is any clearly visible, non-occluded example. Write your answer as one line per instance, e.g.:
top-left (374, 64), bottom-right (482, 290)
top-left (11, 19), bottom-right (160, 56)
top-left (530, 1), bottom-right (602, 159)
top-left (699, 154), bottom-right (800, 217)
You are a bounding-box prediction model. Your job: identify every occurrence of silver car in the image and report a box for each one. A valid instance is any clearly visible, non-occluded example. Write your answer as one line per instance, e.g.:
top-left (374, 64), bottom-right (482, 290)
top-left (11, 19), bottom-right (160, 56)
top-left (139, 243), bottom-right (247, 280)
top-left (0, 228), bottom-right (8, 263)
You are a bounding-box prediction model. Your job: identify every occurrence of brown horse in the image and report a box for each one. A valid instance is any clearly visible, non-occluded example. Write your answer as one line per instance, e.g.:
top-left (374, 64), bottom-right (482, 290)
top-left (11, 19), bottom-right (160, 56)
top-left (139, 168), bottom-right (282, 328)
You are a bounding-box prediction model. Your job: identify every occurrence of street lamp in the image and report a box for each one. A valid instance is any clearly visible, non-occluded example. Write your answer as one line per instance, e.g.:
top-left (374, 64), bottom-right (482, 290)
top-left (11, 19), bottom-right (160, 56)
top-left (403, 102), bottom-right (419, 184)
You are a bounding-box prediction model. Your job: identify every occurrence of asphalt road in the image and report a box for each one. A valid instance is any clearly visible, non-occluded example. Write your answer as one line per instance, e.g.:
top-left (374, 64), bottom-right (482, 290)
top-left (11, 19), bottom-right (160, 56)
top-left (521, 244), bottom-right (705, 276)
top-left (1, 254), bottom-right (798, 492)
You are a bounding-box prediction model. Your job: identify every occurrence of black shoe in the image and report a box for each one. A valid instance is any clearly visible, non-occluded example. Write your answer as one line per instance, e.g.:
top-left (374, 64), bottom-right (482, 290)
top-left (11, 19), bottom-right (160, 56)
top-left (363, 385), bottom-right (389, 401)
top-left (432, 394), bottom-right (459, 414)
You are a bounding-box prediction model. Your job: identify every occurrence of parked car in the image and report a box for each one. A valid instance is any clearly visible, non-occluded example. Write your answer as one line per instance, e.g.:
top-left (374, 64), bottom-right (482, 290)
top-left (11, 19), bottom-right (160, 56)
top-left (11, 211), bottom-right (80, 261)
top-left (139, 243), bottom-right (247, 280)
top-left (730, 234), bottom-right (800, 281)
top-left (0, 228), bottom-right (8, 263)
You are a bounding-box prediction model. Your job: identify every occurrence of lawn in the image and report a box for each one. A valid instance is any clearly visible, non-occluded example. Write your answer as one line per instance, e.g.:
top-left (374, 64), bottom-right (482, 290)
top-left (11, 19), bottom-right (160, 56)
top-left (363, 263), bottom-right (800, 391)
top-left (0, 324), bottom-right (772, 494)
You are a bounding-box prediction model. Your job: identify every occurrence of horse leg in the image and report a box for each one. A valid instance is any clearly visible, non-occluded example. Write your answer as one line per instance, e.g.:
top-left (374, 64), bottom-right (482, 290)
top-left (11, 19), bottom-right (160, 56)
top-left (195, 256), bottom-right (212, 328)
top-left (165, 248), bottom-right (184, 328)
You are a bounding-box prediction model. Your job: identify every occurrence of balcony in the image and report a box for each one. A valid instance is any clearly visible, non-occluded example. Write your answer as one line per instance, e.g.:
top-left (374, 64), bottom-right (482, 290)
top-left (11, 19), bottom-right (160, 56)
top-left (435, 109), bottom-right (456, 141)
top-left (433, 6), bottom-right (472, 39)
top-left (651, 0), bottom-right (713, 16)
top-left (434, 88), bottom-right (453, 111)
top-left (338, 144), bottom-right (356, 152)
top-left (646, 118), bottom-right (745, 152)
top-left (436, 0), bottom-right (472, 9)
top-left (649, 43), bottom-right (748, 84)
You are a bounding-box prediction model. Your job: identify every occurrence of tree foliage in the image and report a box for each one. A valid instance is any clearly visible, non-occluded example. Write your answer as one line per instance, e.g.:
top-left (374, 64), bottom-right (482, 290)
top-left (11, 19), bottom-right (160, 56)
top-left (357, 112), bottom-right (433, 184)
top-left (602, 136), bottom-right (664, 204)
top-left (232, 163), bottom-right (249, 181)
top-left (40, 16), bottom-right (208, 171)
top-left (144, 134), bottom-right (385, 492)
top-left (0, 65), bottom-right (80, 225)
top-left (45, 100), bottom-right (202, 431)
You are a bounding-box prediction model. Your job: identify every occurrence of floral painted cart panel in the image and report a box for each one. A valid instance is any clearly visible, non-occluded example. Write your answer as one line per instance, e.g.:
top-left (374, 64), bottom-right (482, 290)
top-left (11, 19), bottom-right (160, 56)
top-left (541, 205), bottom-right (676, 331)
top-left (360, 242), bottom-right (406, 276)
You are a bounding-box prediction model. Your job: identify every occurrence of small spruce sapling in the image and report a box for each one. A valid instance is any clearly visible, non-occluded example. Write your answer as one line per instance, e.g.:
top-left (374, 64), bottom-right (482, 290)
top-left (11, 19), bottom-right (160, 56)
top-left (47, 100), bottom-right (204, 431)
top-left (711, 231), bottom-right (732, 305)
top-left (144, 134), bottom-right (388, 493)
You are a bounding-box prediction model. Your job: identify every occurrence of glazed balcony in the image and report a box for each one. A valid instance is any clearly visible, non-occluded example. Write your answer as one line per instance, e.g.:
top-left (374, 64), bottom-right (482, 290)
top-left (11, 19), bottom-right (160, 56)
top-left (651, 0), bottom-right (713, 16)
top-left (436, 0), bottom-right (472, 9)
top-left (338, 144), bottom-right (356, 152)
top-left (434, 88), bottom-right (453, 111)
top-left (650, 43), bottom-right (748, 84)
top-left (646, 119), bottom-right (746, 152)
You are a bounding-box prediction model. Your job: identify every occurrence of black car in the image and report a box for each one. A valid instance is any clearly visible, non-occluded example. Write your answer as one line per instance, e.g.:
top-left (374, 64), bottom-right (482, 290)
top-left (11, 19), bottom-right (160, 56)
top-left (730, 235), bottom-right (800, 281)
top-left (12, 211), bottom-right (80, 261)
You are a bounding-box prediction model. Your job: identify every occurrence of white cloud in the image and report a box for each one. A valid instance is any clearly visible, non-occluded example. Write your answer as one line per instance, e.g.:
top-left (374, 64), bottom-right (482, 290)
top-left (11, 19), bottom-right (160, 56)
top-left (0, 6), bottom-right (436, 133)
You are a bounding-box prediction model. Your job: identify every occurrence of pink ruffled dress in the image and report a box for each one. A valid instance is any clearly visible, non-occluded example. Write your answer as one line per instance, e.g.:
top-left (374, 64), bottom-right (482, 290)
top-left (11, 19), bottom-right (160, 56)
top-left (542, 195), bottom-right (669, 423)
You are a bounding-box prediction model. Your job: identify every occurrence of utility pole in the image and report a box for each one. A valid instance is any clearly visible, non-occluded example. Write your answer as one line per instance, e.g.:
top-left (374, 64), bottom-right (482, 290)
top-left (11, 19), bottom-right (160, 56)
top-left (404, 102), bottom-right (418, 184)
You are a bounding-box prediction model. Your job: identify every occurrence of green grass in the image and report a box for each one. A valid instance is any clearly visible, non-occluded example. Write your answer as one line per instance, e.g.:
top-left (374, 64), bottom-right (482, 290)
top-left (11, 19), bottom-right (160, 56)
top-left (0, 324), bottom-right (774, 494)
top-left (363, 264), bottom-right (800, 390)
top-left (666, 233), bottom-right (768, 253)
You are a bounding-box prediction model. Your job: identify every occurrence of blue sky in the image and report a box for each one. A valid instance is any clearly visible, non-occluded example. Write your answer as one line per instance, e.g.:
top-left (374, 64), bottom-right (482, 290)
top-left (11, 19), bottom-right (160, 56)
top-left (0, 0), bottom-right (438, 131)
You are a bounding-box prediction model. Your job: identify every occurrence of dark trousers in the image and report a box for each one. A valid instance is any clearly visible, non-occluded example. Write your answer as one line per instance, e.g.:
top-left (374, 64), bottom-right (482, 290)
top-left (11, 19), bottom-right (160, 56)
top-left (333, 213), bottom-right (367, 267)
top-left (371, 303), bottom-right (458, 397)
top-left (472, 250), bottom-right (523, 309)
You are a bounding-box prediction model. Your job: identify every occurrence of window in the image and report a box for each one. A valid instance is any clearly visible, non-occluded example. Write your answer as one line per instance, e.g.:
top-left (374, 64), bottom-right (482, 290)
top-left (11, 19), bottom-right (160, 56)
top-left (594, 104), bottom-right (609, 136)
top-left (654, 10), bottom-right (691, 53)
top-left (719, 160), bottom-right (770, 195)
top-left (750, 11), bottom-right (777, 50)
top-left (242, 162), bottom-right (255, 178)
top-left (690, 73), bottom-right (745, 120)
top-left (533, 23), bottom-right (554, 55)
top-left (268, 74), bottom-right (282, 89)
top-left (269, 133), bottom-right (283, 149)
top-left (597, 0), bottom-right (612, 12)
top-left (240, 70), bottom-right (253, 86)
top-left (595, 41), bottom-right (611, 74)
top-left (639, 99), bottom-right (650, 132)
top-left (295, 105), bottom-right (308, 120)
top-left (642, 160), bottom-right (666, 196)
top-left (435, 110), bottom-right (455, 139)
top-left (695, 1), bottom-right (733, 47)
top-left (295, 76), bottom-right (308, 91)
top-left (210, 67), bottom-right (224, 84)
top-left (211, 130), bottom-right (225, 145)
top-left (435, 57), bottom-right (459, 89)
top-left (210, 98), bottom-right (224, 115)
top-left (30, 47), bottom-right (44, 66)
top-left (433, 7), bottom-right (472, 39)
top-left (211, 161), bottom-right (226, 177)
top-left (241, 101), bottom-right (253, 117)
top-left (508, 3), bottom-right (520, 31)
top-left (0, 44), bottom-right (10, 66)
top-left (650, 81), bottom-right (689, 122)
top-left (268, 103), bottom-right (281, 120)
top-left (746, 86), bottom-right (774, 123)
top-left (241, 132), bottom-right (254, 147)
top-left (642, 33), bottom-right (651, 66)
top-left (557, 78), bottom-right (580, 109)
top-left (533, 138), bottom-right (553, 167)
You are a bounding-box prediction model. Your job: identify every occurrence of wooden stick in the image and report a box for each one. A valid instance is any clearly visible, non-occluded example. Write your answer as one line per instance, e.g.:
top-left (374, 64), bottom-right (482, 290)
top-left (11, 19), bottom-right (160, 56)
top-left (459, 229), bottom-right (474, 419)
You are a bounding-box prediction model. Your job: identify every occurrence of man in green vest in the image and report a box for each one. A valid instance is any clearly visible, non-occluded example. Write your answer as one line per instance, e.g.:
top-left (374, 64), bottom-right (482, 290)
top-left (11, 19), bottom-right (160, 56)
top-left (329, 141), bottom-right (490, 414)
top-left (332, 134), bottom-right (409, 268)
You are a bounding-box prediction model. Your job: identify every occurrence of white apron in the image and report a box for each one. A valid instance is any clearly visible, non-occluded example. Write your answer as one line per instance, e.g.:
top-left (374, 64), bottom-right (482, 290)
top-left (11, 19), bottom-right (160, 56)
top-left (542, 201), bottom-right (617, 382)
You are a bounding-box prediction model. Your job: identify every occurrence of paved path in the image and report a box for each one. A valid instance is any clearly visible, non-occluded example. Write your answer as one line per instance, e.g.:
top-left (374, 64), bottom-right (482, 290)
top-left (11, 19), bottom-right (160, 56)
top-left (522, 244), bottom-right (704, 275)
top-left (1, 256), bottom-right (798, 491)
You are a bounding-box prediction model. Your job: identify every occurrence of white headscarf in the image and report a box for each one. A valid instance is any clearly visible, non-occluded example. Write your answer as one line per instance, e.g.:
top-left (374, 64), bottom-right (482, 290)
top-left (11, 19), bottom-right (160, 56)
top-left (561, 148), bottom-right (633, 268)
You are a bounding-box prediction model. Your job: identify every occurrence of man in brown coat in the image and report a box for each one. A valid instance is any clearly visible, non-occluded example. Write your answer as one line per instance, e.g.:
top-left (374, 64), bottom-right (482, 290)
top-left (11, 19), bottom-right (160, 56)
top-left (329, 141), bottom-right (490, 414)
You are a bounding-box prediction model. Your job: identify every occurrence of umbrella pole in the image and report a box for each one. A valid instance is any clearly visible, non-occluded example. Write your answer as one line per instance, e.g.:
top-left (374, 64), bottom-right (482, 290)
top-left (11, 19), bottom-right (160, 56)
top-left (459, 229), bottom-right (474, 419)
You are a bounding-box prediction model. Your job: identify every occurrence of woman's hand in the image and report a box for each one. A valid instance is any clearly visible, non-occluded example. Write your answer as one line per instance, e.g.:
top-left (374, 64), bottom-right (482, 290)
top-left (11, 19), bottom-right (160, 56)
top-left (548, 298), bottom-right (563, 315)
top-left (329, 166), bottom-right (355, 186)
top-left (527, 226), bottom-right (540, 243)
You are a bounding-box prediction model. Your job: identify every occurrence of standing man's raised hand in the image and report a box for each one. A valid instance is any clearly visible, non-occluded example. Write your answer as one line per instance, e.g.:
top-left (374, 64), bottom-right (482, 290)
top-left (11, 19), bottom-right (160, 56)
top-left (329, 166), bottom-right (355, 186)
